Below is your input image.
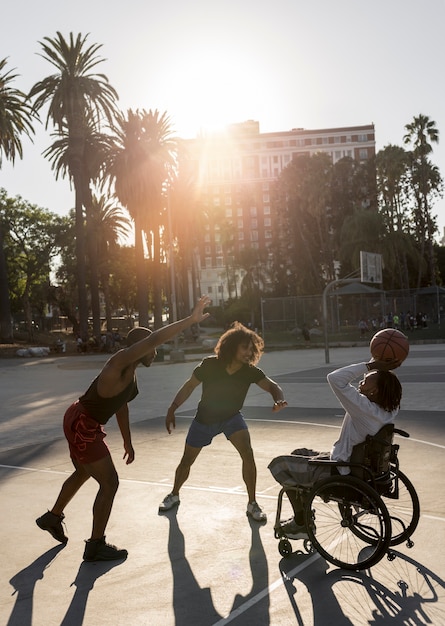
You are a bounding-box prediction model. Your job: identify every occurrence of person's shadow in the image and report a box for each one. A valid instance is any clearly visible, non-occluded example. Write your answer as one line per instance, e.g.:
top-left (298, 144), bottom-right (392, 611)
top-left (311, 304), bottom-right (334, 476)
top-left (60, 557), bottom-right (127, 626)
top-left (7, 544), bottom-right (66, 626)
top-left (165, 511), bottom-right (270, 625)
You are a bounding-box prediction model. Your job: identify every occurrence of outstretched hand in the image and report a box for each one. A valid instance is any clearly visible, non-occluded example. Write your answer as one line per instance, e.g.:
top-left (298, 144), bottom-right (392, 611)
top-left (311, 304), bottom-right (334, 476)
top-left (272, 400), bottom-right (288, 412)
top-left (190, 296), bottom-right (211, 324)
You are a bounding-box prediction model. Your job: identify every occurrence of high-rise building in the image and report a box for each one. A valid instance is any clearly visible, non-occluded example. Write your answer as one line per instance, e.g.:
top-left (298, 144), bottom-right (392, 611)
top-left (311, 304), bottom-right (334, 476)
top-left (184, 121), bottom-right (375, 303)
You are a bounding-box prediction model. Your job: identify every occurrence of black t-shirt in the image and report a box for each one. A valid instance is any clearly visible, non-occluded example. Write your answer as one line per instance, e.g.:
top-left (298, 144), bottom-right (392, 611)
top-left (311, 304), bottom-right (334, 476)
top-left (79, 376), bottom-right (139, 424)
top-left (193, 356), bottom-right (266, 425)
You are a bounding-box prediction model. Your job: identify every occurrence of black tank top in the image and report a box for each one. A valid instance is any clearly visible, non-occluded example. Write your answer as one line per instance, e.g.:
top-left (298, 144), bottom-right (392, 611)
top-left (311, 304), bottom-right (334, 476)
top-left (79, 376), bottom-right (139, 425)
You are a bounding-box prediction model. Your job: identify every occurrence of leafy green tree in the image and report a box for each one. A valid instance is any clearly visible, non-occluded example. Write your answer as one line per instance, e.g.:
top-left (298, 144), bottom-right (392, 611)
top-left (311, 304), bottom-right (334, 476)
top-left (3, 195), bottom-right (64, 340)
top-left (273, 153), bottom-right (334, 294)
top-left (0, 59), bottom-right (36, 342)
top-left (376, 144), bottom-right (419, 290)
top-left (403, 114), bottom-right (443, 286)
top-left (29, 32), bottom-right (118, 339)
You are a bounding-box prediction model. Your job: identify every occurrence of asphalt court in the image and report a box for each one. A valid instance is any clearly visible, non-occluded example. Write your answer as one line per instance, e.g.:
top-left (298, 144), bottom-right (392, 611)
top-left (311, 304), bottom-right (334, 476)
top-left (0, 344), bottom-right (444, 625)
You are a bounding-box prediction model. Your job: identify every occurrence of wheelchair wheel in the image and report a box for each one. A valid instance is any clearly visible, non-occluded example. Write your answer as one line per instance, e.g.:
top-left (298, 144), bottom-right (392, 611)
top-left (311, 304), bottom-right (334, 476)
top-left (305, 475), bottom-right (392, 570)
top-left (383, 469), bottom-right (420, 546)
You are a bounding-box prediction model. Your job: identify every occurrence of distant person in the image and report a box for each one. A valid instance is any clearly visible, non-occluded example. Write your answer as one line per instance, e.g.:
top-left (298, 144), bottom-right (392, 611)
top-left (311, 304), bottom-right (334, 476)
top-left (301, 324), bottom-right (311, 344)
top-left (36, 296), bottom-right (211, 561)
top-left (159, 322), bottom-right (288, 522)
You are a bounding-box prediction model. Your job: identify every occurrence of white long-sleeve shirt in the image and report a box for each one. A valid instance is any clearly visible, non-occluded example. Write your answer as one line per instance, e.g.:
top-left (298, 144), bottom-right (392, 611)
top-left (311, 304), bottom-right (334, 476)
top-left (328, 362), bottom-right (399, 473)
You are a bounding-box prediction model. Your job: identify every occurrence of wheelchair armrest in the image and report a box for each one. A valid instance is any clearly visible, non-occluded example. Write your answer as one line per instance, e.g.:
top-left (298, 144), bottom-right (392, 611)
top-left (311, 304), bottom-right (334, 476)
top-left (394, 428), bottom-right (410, 438)
top-left (308, 458), bottom-right (375, 482)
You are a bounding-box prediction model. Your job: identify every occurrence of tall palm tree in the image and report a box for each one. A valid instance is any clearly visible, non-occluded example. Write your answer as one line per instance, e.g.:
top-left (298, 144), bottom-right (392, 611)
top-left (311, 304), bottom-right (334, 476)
top-left (0, 58), bottom-right (36, 342)
top-left (107, 108), bottom-right (177, 328)
top-left (28, 32), bottom-right (118, 339)
top-left (403, 114), bottom-right (442, 286)
top-left (88, 194), bottom-right (131, 331)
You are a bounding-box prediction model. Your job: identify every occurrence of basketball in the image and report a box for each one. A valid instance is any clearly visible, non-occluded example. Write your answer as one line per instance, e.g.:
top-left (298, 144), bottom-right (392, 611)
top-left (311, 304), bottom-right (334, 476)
top-left (370, 328), bottom-right (409, 363)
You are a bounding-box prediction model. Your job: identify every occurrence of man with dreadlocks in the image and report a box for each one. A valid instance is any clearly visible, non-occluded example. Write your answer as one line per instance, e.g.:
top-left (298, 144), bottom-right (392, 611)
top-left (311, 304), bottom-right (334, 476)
top-left (159, 321), bottom-right (287, 522)
top-left (268, 358), bottom-right (402, 538)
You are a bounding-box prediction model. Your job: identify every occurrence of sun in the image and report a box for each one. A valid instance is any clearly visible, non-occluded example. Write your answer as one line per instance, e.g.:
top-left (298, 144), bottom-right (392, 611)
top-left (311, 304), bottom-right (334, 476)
top-left (160, 46), bottom-right (262, 139)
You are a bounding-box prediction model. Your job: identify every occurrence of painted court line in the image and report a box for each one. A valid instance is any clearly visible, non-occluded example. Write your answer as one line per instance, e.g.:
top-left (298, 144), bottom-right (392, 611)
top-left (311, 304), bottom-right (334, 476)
top-left (211, 552), bottom-right (321, 625)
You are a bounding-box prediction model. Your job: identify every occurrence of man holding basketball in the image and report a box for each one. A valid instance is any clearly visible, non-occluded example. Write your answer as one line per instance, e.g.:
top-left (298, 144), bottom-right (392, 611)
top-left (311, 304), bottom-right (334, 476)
top-left (268, 357), bottom-right (403, 537)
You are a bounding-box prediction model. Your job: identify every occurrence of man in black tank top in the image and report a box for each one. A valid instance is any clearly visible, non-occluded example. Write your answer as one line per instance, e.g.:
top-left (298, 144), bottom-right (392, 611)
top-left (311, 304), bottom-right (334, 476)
top-left (36, 296), bottom-right (210, 561)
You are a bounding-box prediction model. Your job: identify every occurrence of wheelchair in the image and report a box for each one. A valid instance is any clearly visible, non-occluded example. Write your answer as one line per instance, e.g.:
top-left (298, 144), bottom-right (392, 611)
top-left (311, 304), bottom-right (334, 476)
top-left (274, 424), bottom-right (420, 570)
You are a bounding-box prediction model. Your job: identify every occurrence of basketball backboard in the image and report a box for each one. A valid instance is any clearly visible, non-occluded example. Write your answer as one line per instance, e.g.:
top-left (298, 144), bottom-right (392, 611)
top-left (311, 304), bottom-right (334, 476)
top-left (360, 251), bottom-right (383, 284)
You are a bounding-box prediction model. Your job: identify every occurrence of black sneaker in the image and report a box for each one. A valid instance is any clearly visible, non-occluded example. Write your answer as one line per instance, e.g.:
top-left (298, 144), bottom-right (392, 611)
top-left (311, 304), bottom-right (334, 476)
top-left (36, 511), bottom-right (68, 544)
top-left (83, 537), bottom-right (128, 562)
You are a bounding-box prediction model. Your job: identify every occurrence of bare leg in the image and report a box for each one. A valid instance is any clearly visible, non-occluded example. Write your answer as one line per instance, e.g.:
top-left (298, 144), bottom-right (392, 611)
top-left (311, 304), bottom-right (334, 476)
top-left (83, 455), bottom-right (119, 540)
top-left (51, 459), bottom-right (90, 516)
top-left (229, 429), bottom-right (257, 502)
top-left (171, 444), bottom-right (202, 495)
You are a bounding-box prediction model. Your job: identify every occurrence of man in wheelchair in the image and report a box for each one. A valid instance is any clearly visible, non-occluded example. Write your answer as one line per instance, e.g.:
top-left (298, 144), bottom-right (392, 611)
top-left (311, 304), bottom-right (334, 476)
top-left (268, 358), bottom-right (402, 539)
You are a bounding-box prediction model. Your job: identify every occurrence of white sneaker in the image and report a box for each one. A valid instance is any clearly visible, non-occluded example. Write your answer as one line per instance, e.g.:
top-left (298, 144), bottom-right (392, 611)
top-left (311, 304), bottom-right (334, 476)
top-left (159, 493), bottom-right (180, 512)
top-left (246, 501), bottom-right (267, 522)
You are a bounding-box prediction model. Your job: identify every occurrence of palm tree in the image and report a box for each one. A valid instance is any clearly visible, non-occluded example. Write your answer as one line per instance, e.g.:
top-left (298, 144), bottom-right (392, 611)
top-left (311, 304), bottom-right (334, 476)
top-left (28, 32), bottom-right (118, 340)
top-left (403, 114), bottom-right (442, 286)
top-left (107, 108), bottom-right (177, 328)
top-left (88, 194), bottom-right (131, 331)
top-left (0, 58), bottom-right (36, 342)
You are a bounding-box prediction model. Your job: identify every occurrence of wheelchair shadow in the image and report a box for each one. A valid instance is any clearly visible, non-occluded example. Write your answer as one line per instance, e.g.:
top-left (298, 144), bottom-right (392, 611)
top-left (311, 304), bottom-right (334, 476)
top-left (7, 544), bottom-right (66, 626)
top-left (279, 548), bottom-right (445, 624)
top-left (165, 510), bottom-right (270, 625)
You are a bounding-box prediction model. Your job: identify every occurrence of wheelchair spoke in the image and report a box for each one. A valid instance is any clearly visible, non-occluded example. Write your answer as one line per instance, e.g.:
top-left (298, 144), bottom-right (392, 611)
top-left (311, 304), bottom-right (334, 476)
top-left (305, 476), bottom-right (392, 570)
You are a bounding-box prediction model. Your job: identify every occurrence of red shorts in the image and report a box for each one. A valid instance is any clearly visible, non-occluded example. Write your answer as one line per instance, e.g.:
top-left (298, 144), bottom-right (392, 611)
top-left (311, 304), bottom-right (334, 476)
top-left (63, 401), bottom-right (110, 464)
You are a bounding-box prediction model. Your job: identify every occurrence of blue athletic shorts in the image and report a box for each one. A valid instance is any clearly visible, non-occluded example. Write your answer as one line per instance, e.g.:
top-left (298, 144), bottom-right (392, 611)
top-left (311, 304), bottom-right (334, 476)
top-left (186, 412), bottom-right (248, 448)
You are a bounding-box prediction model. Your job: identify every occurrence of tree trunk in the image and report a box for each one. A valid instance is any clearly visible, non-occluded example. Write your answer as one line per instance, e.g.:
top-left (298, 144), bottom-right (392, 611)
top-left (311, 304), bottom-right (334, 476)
top-left (0, 221), bottom-right (13, 343)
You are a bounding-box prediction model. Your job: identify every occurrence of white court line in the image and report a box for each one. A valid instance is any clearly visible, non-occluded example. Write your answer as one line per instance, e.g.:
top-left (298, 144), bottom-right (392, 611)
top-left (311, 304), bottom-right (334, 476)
top-left (211, 552), bottom-right (321, 626)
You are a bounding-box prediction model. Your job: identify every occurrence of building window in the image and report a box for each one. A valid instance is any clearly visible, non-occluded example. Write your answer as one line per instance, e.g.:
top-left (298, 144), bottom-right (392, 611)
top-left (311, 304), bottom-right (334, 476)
top-left (237, 219), bottom-right (243, 229)
top-left (264, 217), bottom-right (271, 227)
top-left (251, 218), bottom-right (258, 229)
top-left (263, 193), bottom-right (270, 202)
top-left (207, 285), bottom-right (213, 294)
top-left (216, 257), bottom-right (224, 267)
top-left (358, 134), bottom-right (368, 142)
top-left (250, 206), bottom-right (257, 216)
top-left (205, 257), bottom-right (212, 268)
top-left (237, 207), bottom-right (243, 217)
top-left (225, 208), bottom-right (232, 217)
top-left (238, 231), bottom-right (244, 240)
top-left (205, 245), bottom-right (211, 254)
top-left (215, 244), bottom-right (222, 254)
top-left (359, 148), bottom-right (368, 159)
top-left (204, 233), bottom-right (210, 242)
top-left (265, 229), bottom-right (272, 239)
top-left (264, 205), bottom-right (270, 215)
top-left (250, 230), bottom-right (258, 242)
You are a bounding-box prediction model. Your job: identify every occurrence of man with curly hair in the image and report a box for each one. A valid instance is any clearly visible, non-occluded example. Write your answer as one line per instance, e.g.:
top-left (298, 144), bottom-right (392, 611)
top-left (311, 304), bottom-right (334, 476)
top-left (159, 322), bottom-right (287, 521)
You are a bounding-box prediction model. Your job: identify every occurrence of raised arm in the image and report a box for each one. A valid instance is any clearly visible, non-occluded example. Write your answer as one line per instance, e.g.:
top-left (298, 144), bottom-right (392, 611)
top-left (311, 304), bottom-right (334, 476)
top-left (116, 296), bottom-right (211, 367)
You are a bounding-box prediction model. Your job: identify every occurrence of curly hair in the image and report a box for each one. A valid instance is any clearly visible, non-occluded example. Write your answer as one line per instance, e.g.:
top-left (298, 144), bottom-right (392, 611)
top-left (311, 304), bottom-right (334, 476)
top-left (214, 322), bottom-right (264, 366)
top-left (375, 370), bottom-right (402, 412)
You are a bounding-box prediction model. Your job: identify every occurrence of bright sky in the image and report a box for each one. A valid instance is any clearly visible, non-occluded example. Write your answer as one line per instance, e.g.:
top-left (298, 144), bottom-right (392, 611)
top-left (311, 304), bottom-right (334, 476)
top-left (2, 0), bottom-right (445, 238)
